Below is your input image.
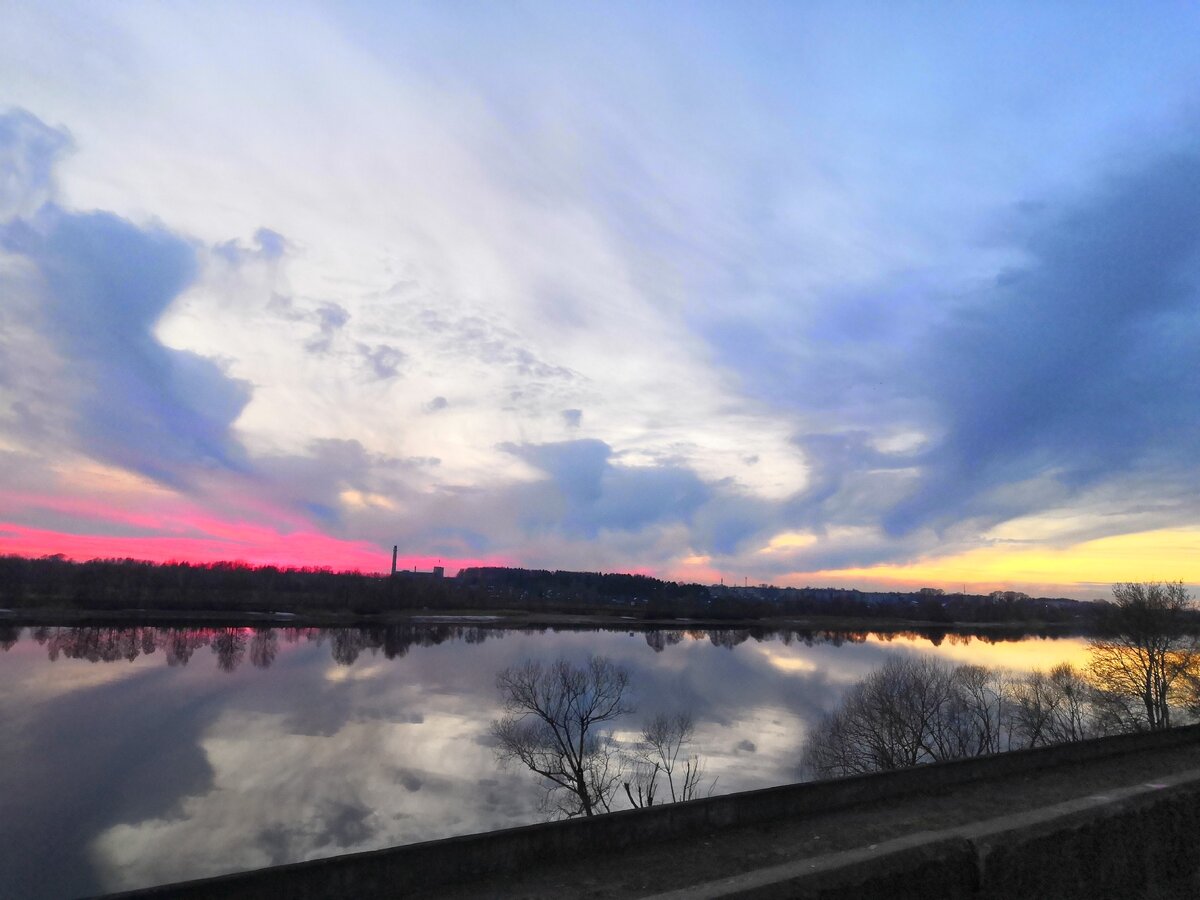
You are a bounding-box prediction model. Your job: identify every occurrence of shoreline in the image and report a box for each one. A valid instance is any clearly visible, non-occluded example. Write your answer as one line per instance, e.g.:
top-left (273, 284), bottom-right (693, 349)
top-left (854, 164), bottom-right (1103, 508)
top-left (0, 605), bottom-right (1096, 636)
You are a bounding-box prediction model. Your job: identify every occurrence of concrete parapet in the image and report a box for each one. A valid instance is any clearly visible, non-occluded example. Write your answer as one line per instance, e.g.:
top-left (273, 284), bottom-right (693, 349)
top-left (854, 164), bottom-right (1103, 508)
top-left (645, 769), bottom-right (1200, 899)
top-left (104, 725), bottom-right (1200, 899)
top-left (644, 836), bottom-right (979, 900)
top-left (971, 770), bottom-right (1200, 899)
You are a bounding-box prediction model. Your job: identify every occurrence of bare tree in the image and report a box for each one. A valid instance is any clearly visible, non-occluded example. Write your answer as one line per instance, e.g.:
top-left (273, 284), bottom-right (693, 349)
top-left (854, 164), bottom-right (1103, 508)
top-left (211, 627), bottom-right (247, 673)
top-left (623, 712), bottom-right (710, 807)
top-left (1012, 663), bottom-right (1100, 748)
top-left (802, 656), bottom-right (1031, 779)
top-left (491, 656), bottom-right (632, 817)
top-left (947, 664), bottom-right (1014, 757)
top-left (802, 655), bottom-right (962, 778)
top-left (803, 608), bottom-right (1200, 783)
top-left (1044, 663), bottom-right (1099, 742)
top-left (249, 628), bottom-right (279, 669)
top-left (1088, 582), bottom-right (1197, 731)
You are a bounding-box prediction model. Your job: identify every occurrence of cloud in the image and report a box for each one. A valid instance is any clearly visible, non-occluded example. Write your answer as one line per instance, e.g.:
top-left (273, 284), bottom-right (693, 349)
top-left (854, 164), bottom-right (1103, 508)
top-left (0, 111), bottom-right (252, 488)
top-left (4, 5), bottom-right (1199, 592)
top-left (213, 227), bottom-right (288, 266)
top-left (401, 306), bottom-right (577, 385)
top-left (493, 439), bottom-right (779, 557)
top-left (674, 143), bottom-right (1200, 577)
top-left (28, 212), bottom-right (250, 485)
top-left (359, 343), bottom-right (405, 380)
top-left (885, 148), bottom-right (1200, 536)
top-left (253, 227), bottom-right (286, 260)
top-left (0, 107), bottom-right (72, 222)
top-left (305, 302), bottom-right (351, 353)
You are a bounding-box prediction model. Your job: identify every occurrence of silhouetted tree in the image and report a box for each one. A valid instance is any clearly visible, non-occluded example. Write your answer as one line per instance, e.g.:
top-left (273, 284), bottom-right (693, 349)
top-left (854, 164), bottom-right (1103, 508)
top-left (212, 628), bottom-right (247, 672)
top-left (1012, 663), bottom-right (1100, 747)
top-left (1088, 582), bottom-right (1197, 731)
top-left (0, 624), bottom-right (19, 650)
top-left (802, 656), bottom-right (959, 777)
top-left (947, 664), bottom-right (1014, 757)
top-left (162, 628), bottom-right (203, 666)
top-left (491, 656), bottom-right (632, 817)
top-left (802, 656), bottom-right (1030, 778)
top-left (249, 629), bottom-right (279, 669)
top-left (623, 712), bottom-right (710, 807)
top-left (331, 628), bottom-right (367, 666)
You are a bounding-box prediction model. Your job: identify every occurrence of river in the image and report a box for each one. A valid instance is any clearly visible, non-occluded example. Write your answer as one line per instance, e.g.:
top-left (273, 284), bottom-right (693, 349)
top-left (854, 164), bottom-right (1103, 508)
top-left (0, 621), bottom-right (1092, 898)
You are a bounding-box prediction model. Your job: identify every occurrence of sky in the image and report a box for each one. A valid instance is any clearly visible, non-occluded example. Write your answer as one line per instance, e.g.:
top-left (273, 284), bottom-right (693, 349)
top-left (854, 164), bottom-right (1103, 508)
top-left (1, 2), bottom-right (1198, 599)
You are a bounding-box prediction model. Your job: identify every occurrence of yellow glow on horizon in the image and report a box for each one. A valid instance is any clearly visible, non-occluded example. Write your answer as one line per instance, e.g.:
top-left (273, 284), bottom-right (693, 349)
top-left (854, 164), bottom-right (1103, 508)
top-left (800, 528), bottom-right (1200, 591)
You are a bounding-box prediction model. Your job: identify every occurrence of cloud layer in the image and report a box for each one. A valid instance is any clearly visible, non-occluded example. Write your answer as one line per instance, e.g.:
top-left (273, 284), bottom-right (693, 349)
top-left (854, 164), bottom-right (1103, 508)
top-left (1, 4), bottom-right (1198, 594)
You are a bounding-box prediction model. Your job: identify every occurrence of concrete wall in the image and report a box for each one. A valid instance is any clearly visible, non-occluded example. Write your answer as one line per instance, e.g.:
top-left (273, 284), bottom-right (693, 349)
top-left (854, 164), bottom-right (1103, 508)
top-left (106, 724), bottom-right (1200, 899)
top-left (659, 767), bottom-right (1200, 899)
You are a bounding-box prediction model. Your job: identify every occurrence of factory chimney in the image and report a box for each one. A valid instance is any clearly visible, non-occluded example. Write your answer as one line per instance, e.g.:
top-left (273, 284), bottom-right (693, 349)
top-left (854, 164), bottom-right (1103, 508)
top-left (391, 545), bottom-right (398, 576)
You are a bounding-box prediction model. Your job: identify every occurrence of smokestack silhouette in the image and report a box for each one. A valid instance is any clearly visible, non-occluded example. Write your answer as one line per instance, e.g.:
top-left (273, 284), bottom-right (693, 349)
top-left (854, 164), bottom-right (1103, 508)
top-left (391, 545), bottom-right (398, 576)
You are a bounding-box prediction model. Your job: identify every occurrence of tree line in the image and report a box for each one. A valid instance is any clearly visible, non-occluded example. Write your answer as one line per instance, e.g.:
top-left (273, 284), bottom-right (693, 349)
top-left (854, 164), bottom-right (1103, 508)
top-left (0, 623), bottom-right (502, 670)
top-left (0, 554), bottom-right (1132, 627)
top-left (0, 621), bottom-right (1078, 671)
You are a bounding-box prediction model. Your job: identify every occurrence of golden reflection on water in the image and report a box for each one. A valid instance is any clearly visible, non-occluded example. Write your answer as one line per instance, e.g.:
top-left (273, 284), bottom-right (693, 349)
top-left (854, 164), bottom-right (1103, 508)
top-left (866, 632), bottom-right (1094, 672)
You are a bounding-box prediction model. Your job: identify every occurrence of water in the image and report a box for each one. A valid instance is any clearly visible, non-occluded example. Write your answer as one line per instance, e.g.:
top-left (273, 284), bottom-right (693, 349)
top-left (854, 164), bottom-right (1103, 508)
top-left (0, 622), bottom-right (1090, 898)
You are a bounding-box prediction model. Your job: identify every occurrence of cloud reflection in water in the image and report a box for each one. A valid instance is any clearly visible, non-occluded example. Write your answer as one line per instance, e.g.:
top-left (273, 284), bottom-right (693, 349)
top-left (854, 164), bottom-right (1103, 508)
top-left (0, 623), bottom-right (1089, 896)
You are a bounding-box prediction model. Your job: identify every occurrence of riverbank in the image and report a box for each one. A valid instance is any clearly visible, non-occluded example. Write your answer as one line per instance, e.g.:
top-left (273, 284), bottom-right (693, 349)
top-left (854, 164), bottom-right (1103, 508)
top-left (0, 604), bottom-right (1095, 637)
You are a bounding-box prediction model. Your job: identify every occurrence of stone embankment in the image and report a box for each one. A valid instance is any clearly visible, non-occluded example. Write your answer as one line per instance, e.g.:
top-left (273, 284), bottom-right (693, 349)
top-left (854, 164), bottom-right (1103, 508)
top-left (105, 725), bottom-right (1200, 899)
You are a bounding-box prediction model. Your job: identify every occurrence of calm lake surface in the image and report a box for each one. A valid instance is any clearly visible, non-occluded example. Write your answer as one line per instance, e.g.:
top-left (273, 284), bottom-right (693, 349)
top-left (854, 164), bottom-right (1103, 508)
top-left (0, 621), bottom-right (1093, 898)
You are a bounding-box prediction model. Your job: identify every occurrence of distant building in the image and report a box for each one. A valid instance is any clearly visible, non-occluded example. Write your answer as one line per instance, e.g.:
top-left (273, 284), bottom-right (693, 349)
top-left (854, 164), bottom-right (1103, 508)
top-left (390, 546), bottom-right (444, 579)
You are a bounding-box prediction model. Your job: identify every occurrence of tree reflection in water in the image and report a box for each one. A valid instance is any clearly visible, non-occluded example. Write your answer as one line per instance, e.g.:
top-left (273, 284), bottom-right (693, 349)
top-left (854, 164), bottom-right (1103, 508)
top-left (0, 621), bottom-right (1080, 672)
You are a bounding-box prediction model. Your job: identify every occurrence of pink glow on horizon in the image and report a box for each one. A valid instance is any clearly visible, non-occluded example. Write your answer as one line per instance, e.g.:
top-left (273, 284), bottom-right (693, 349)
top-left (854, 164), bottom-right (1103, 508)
top-left (0, 492), bottom-right (175, 532)
top-left (0, 487), bottom-right (319, 541)
top-left (0, 522), bottom-right (509, 576)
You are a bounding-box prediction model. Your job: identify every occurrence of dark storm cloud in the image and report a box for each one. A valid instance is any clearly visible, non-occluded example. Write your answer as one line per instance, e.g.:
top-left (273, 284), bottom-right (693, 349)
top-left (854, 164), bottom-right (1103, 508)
top-left (31, 214), bottom-right (251, 485)
top-left (0, 110), bottom-right (252, 487)
top-left (886, 149), bottom-right (1200, 535)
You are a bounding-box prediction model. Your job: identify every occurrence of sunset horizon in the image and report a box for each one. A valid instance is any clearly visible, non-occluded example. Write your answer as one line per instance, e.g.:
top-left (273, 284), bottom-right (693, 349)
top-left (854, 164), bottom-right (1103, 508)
top-left (3, 4), bottom-right (1197, 606)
